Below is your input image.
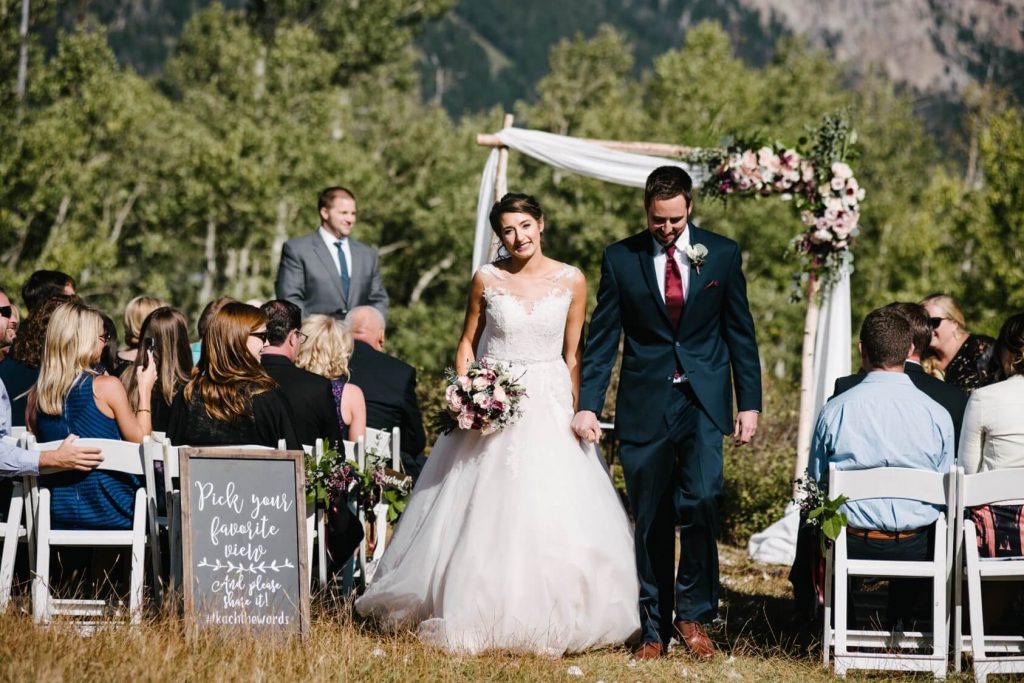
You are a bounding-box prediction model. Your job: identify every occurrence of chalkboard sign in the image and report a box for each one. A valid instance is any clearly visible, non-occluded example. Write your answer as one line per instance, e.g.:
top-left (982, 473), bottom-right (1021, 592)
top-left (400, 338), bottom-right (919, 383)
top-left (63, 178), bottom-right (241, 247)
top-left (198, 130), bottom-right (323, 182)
top-left (179, 448), bottom-right (310, 639)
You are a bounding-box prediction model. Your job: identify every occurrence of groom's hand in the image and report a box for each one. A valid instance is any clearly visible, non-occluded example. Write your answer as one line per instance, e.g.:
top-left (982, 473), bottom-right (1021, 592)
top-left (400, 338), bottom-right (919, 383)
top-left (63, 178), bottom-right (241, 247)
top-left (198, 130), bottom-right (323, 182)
top-left (571, 410), bottom-right (602, 443)
top-left (733, 410), bottom-right (759, 445)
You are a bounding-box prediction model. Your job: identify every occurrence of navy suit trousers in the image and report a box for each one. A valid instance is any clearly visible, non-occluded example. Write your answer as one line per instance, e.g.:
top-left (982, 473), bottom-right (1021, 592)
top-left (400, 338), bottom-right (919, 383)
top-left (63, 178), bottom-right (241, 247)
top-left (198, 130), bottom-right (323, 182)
top-left (618, 382), bottom-right (724, 644)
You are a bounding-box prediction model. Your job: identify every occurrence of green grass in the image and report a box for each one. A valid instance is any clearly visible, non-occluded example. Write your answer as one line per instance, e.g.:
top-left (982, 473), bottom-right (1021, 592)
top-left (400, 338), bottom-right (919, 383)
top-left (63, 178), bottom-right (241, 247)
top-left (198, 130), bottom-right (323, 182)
top-left (0, 545), bottom-right (978, 682)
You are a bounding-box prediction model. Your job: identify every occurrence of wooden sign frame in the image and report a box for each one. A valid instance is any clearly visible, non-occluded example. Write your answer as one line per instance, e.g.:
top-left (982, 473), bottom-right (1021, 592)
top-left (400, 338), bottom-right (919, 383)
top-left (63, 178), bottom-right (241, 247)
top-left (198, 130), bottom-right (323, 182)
top-left (179, 447), bottom-right (310, 639)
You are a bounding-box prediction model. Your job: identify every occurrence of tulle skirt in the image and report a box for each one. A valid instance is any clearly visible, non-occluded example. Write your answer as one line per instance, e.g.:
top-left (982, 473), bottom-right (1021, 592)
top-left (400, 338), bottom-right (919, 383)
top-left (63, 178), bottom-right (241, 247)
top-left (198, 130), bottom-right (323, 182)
top-left (355, 358), bottom-right (640, 656)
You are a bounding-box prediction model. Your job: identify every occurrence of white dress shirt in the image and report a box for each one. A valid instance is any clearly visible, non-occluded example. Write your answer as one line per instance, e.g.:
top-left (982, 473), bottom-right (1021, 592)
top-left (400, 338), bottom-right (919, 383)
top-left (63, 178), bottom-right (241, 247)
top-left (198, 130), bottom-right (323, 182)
top-left (318, 226), bottom-right (352, 278)
top-left (959, 374), bottom-right (1024, 474)
top-left (652, 227), bottom-right (691, 302)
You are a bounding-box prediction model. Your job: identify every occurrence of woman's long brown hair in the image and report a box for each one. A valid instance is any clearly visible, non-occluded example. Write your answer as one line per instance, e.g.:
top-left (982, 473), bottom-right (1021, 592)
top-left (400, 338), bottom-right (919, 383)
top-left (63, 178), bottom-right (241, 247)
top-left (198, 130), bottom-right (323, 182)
top-left (122, 307), bottom-right (194, 409)
top-left (183, 302), bottom-right (275, 422)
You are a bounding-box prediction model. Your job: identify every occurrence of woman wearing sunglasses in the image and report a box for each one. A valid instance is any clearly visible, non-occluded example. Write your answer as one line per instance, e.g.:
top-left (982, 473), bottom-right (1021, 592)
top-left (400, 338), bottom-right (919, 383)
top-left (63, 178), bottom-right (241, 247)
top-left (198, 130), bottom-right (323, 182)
top-left (920, 293), bottom-right (996, 392)
top-left (167, 302), bottom-right (299, 449)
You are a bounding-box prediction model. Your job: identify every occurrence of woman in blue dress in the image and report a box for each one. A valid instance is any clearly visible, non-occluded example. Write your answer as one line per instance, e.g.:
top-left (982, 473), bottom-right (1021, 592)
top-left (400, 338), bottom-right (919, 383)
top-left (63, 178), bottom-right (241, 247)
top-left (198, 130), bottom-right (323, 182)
top-left (28, 301), bottom-right (157, 529)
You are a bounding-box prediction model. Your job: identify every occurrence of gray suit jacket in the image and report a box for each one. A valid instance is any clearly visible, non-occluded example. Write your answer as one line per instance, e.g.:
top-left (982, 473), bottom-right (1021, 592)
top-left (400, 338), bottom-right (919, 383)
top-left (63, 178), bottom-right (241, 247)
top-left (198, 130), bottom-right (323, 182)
top-left (275, 231), bottom-right (389, 320)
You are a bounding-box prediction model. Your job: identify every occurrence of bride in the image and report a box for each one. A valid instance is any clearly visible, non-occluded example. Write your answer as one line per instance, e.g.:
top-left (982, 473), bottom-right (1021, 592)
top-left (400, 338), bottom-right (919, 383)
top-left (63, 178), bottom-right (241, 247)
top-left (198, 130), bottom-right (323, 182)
top-left (355, 193), bottom-right (640, 656)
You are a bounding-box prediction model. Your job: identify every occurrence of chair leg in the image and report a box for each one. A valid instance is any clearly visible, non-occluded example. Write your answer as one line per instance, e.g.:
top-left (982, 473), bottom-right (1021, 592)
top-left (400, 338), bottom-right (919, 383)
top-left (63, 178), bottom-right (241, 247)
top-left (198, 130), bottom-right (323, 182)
top-left (306, 509), bottom-right (315, 591)
top-left (964, 522), bottom-right (987, 669)
top-left (317, 509), bottom-right (327, 588)
top-left (130, 490), bottom-right (146, 624)
top-left (0, 492), bottom-right (23, 610)
top-left (32, 491), bottom-right (51, 624)
top-left (823, 545), bottom-right (833, 667)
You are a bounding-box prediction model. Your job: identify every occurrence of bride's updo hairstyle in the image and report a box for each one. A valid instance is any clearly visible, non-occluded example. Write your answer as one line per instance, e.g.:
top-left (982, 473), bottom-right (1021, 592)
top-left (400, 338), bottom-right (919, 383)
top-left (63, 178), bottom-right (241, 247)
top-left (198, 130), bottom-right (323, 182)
top-left (488, 193), bottom-right (544, 235)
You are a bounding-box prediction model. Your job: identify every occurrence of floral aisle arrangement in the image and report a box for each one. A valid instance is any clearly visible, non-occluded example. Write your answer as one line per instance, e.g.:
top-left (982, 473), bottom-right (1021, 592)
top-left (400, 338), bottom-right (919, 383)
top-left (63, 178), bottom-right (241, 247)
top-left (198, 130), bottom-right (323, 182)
top-left (305, 437), bottom-right (414, 523)
top-left (432, 359), bottom-right (527, 436)
top-left (700, 112), bottom-right (863, 300)
top-left (794, 472), bottom-right (849, 553)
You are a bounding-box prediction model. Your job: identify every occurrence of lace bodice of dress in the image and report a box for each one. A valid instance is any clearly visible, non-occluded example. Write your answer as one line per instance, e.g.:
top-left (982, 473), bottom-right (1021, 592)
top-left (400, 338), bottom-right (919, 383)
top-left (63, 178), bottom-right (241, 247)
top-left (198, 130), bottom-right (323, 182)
top-left (476, 262), bottom-right (579, 364)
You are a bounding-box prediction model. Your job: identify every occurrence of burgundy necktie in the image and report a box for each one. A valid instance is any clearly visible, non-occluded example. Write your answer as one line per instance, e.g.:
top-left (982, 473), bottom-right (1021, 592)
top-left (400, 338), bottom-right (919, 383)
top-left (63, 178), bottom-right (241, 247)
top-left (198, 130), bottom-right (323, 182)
top-left (664, 244), bottom-right (685, 329)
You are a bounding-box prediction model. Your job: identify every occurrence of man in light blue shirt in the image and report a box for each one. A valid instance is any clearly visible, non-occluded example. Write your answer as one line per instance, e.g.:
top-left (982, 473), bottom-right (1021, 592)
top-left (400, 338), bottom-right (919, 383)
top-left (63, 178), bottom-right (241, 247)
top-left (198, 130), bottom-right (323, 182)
top-left (808, 304), bottom-right (954, 628)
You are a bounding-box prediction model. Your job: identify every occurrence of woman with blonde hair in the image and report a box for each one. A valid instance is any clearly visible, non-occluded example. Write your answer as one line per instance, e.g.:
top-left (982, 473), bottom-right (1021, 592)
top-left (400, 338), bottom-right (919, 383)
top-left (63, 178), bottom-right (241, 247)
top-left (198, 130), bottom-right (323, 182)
top-left (122, 307), bottom-right (193, 432)
top-left (166, 302), bottom-right (299, 449)
top-left (295, 314), bottom-right (365, 442)
top-left (921, 293), bottom-right (996, 391)
top-left (28, 301), bottom-right (157, 529)
top-left (113, 295), bottom-right (165, 376)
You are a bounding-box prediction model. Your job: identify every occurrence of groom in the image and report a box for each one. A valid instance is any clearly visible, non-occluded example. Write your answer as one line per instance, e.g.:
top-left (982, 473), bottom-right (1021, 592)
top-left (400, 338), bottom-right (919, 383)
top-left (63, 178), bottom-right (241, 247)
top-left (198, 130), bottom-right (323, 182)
top-left (572, 166), bottom-right (762, 659)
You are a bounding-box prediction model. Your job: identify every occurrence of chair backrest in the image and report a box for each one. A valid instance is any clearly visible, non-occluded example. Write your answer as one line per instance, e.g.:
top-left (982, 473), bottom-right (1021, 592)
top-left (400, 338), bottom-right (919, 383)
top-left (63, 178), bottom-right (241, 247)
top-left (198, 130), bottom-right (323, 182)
top-left (365, 426), bottom-right (400, 471)
top-left (32, 438), bottom-right (145, 476)
top-left (960, 468), bottom-right (1024, 508)
top-left (342, 437), bottom-right (363, 466)
top-left (10, 426), bottom-right (26, 439)
top-left (828, 464), bottom-right (954, 507)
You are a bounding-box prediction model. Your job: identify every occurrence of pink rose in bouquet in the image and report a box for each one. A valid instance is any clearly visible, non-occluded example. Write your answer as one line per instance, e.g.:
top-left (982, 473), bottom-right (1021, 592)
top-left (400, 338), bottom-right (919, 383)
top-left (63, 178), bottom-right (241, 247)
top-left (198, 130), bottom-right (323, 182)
top-left (431, 359), bottom-right (527, 436)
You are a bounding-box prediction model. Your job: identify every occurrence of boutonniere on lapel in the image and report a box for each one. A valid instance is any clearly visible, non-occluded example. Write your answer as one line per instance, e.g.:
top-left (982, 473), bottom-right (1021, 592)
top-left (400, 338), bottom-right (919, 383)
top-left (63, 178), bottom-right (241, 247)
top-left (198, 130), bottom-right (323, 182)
top-left (684, 243), bottom-right (709, 274)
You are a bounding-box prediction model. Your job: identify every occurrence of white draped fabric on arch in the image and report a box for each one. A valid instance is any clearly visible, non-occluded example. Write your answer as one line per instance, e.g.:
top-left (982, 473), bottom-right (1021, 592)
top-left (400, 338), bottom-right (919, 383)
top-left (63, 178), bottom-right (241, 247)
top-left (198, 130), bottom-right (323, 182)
top-left (472, 126), bottom-right (852, 564)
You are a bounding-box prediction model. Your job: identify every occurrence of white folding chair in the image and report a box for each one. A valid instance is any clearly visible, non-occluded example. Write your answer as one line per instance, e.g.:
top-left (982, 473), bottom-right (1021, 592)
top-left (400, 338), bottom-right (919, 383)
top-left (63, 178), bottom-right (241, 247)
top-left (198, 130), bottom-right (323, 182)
top-left (953, 467), bottom-right (1024, 682)
top-left (141, 437), bottom-right (166, 605)
top-left (823, 463), bottom-right (955, 679)
top-left (30, 438), bottom-right (149, 626)
top-left (0, 435), bottom-right (29, 610)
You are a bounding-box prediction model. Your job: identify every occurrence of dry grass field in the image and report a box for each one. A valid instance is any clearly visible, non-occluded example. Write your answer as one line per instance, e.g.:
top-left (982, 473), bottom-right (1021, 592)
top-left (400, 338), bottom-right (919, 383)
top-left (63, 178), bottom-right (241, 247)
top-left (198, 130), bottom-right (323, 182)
top-left (0, 544), bottom-right (980, 682)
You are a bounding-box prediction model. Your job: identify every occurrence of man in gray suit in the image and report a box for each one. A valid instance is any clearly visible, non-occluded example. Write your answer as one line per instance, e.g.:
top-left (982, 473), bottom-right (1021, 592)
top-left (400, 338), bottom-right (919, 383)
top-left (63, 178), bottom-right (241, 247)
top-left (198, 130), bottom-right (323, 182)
top-left (275, 186), bottom-right (389, 320)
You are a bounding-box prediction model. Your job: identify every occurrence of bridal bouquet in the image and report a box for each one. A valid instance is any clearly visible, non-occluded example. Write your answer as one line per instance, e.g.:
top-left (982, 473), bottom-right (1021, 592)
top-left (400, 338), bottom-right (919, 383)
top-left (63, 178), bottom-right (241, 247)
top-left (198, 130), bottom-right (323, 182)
top-left (432, 360), bottom-right (527, 436)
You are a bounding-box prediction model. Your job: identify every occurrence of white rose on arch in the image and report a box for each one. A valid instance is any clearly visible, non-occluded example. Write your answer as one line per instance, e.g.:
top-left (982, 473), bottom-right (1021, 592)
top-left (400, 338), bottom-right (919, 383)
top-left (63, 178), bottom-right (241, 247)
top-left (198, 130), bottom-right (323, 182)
top-left (831, 161), bottom-right (853, 180)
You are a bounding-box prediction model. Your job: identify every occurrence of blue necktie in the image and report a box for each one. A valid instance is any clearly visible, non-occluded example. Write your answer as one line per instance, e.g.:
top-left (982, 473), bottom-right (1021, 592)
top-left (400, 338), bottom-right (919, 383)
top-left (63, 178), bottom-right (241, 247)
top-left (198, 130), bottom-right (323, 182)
top-left (334, 240), bottom-right (350, 300)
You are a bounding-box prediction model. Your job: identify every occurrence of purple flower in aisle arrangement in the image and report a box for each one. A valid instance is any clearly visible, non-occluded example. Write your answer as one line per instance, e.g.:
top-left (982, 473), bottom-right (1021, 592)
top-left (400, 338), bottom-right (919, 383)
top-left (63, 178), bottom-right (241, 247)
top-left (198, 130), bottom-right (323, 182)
top-left (432, 359), bottom-right (527, 436)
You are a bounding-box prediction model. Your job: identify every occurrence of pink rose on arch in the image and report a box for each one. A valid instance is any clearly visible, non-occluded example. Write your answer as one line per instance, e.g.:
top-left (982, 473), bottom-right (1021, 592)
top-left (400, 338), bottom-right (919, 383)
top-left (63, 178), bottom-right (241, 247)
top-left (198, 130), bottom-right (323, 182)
top-left (741, 149), bottom-right (758, 171)
top-left (800, 161), bottom-right (816, 182)
top-left (800, 210), bottom-right (816, 226)
top-left (830, 176), bottom-right (845, 192)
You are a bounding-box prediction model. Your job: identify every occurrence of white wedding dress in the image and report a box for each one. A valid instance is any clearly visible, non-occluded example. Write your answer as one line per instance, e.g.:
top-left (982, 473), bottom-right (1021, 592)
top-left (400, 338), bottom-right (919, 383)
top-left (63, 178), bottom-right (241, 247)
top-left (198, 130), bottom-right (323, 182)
top-left (355, 263), bottom-right (640, 656)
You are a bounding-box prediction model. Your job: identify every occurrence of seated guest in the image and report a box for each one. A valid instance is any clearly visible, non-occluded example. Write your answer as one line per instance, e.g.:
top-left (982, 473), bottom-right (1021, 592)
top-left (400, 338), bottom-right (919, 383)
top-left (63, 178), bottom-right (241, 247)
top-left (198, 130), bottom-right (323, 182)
top-left (0, 300), bottom-right (16, 361)
top-left (122, 307), bottom-right (193, 432)
top-left (190, 296), bottom-right (234, 365)
top-left (0, 293), bottom-right (79, 427)
top-left (345, 306), bottom-right (426, 477)
top-left (921, 293), bottom-right (996, 392)
top-left (295, 314), bottom-right (366, 443)
top-left (97, 314), bottom-right (123, 375)
top-left (960, 312), bottom-right (1024, 555)
top-left (804, 306), bottom-right (954, 628)
top-left (21, 270), bottom-right (75, 313)
top-left (258, 300), bottom-right (345, 450)
top-left (833, 302), bottom-right (968, 450)
top-left (114, 296), bottom-right (164, 376)
top-left (167, 302), bottom-right (299, 450)
top-left (27, 301), bottom-right (157, 530)
top-left (0, 290), bottom-right (13, 437)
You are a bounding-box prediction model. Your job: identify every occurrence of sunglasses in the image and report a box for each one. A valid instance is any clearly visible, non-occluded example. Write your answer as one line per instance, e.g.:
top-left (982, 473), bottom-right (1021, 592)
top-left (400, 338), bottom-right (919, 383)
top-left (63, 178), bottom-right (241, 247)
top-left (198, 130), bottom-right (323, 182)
top-left (250, 331), bottom-right (269, 343)
top-left (99, 333), bottom-right (112, 343)
top-left (929, 317), bottom-right (946, 330)
top-left (0, 305), bottom-right (10, 318)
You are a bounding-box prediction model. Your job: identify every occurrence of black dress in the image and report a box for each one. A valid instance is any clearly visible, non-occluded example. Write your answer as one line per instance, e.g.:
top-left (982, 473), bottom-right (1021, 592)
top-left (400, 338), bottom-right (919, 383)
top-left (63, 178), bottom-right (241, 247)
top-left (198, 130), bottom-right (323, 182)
top-left (166, 387), bottom-right (301, 450)
top-left (944, 334), bottom-right (996, 392)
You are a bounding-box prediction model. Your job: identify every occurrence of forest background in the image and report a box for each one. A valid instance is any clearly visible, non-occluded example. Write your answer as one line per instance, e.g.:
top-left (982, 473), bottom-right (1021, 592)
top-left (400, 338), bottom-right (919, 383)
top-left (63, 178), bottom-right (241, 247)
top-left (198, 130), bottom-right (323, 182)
top-left (2, 0), bottom-right (1023, 544)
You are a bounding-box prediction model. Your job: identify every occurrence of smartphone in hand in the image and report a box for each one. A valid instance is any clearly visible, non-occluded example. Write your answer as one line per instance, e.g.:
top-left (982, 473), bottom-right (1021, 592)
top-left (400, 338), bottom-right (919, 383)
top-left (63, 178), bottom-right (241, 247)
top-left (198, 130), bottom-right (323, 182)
top-left (142, 337), bottom-right (156, 370)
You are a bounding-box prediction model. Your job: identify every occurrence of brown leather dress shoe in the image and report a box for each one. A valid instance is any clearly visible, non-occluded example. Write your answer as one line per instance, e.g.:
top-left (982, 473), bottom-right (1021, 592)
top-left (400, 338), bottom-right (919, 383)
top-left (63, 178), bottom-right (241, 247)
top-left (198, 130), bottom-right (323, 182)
top-left (674, 620), bottom-right (716, 659)
top-left (633, 641), bottom-right (663, 660)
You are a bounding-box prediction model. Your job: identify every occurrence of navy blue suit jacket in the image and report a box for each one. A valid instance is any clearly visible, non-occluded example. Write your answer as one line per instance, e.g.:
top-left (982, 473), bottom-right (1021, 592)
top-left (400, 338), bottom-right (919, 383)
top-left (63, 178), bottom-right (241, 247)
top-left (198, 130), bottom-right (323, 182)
top-left (579, 226), bottom-right (762, 441)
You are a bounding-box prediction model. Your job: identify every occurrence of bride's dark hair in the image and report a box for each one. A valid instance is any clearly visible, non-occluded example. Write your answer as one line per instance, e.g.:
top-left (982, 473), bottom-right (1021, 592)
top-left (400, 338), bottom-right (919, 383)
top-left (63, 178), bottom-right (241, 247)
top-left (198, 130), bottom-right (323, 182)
top-left (488, 193), bottom-right (544, 235)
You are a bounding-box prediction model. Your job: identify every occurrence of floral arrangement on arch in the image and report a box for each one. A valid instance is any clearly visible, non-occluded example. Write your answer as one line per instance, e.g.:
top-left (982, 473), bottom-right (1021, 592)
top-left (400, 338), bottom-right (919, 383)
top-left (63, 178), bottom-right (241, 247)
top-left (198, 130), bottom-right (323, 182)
top-left (699, 113), bottom-right (863, 300)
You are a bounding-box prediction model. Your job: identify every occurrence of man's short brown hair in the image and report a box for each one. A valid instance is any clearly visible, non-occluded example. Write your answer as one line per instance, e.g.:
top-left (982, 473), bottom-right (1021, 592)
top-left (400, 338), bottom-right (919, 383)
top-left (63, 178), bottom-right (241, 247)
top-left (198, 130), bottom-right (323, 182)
top-left (883, 302), bottom-right (931, 358)
top-left (860, 306), bottom-right (912, 369)
top-left (318, 186), bottom-right (356, 212)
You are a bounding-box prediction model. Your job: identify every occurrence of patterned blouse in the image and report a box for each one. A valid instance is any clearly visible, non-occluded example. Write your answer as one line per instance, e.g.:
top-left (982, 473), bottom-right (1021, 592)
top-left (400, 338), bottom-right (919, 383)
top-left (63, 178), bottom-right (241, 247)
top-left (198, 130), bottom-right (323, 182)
top-left (944, 334), bottom-right (997, 393)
